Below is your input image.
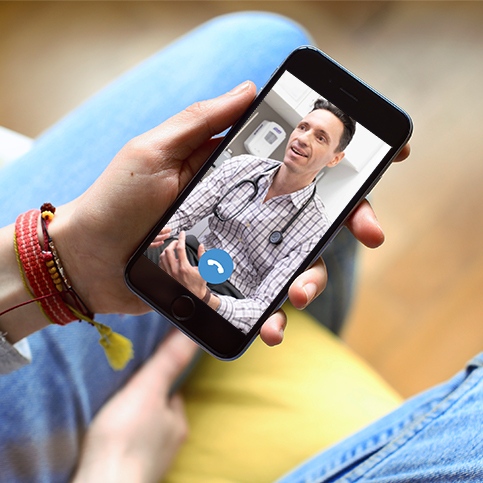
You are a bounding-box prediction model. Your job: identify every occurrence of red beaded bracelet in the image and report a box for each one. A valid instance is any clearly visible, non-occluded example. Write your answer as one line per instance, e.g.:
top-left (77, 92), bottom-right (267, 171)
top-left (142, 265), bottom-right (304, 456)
top-left (15, 208), bottom-right (77, 325)
top-left (2, 204), bottom-right (134, 370)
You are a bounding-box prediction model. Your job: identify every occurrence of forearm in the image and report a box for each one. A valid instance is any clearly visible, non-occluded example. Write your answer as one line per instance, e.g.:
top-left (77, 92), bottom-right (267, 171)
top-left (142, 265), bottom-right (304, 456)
top-left (0, 223), bottom-right (49, 343)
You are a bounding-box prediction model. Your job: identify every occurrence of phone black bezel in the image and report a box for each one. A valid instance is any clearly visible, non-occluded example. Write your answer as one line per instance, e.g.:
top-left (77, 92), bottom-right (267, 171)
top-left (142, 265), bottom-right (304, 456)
top-left (125, 46), bottom-right (413, 360)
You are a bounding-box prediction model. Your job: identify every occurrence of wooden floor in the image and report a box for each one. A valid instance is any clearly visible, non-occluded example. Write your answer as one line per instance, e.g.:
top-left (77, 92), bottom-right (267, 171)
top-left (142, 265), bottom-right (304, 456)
top-left (1, 1), bottom-right (483, 398)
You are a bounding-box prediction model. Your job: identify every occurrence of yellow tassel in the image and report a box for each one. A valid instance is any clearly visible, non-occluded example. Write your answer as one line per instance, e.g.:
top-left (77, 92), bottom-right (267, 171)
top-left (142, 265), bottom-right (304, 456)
top-left (92, 321), bottom-right (134, 371)
top-left (68, 305), bottom-right (134, 371)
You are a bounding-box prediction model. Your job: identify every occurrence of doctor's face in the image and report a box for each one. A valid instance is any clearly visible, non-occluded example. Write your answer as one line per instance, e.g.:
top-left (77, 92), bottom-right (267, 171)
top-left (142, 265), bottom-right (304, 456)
top-left (283, 109), bottom-right (345, 177)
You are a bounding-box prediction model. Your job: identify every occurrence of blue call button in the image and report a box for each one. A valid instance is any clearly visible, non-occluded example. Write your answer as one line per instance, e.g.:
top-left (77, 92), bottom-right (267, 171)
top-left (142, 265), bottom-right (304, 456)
top-left (199, 249), bottom-right (234, 285)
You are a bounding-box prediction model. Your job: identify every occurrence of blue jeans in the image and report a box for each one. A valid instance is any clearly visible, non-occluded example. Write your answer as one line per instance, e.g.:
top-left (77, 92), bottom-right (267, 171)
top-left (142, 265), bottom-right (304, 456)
top-left (278, 353), bottom-right (483, 482)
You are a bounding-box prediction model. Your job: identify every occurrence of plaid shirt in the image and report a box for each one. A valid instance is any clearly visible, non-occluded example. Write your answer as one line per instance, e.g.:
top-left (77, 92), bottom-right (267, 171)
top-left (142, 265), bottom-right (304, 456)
top-left (167, 155), bottom-right (330, 333)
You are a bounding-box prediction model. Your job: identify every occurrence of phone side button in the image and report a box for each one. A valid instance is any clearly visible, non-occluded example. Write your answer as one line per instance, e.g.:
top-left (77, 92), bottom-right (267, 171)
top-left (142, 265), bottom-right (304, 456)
top-left (171, 295), bottom-right (196, 321)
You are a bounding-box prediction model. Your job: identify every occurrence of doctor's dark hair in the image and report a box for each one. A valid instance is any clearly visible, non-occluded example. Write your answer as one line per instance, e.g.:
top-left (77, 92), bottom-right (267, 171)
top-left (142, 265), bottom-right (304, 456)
top-left (312, 98), bottom-right (356, 152)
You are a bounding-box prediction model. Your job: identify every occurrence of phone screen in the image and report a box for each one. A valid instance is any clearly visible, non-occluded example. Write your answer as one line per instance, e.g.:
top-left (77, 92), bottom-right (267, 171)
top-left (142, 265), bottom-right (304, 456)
top-left (143, 69), bottom-right (393, 335)
top-left (125, 47), bottom-right (412, 358)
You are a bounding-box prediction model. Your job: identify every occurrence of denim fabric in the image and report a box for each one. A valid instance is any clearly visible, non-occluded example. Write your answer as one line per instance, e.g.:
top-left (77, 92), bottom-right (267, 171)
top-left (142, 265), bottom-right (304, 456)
top-left (0, 12), bottom-right (319, 482)
top-left (278, 353), bottom-right (483, 482)
top-left (0, 313), bottom-right (171, 482)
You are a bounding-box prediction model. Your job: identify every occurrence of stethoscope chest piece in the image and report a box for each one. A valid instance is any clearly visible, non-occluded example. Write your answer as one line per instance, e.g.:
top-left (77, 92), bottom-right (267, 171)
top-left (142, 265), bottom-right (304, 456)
top-left (213, 166), bottom-right (317, 246)
top-left (269, 230), bottom-right (283, 245)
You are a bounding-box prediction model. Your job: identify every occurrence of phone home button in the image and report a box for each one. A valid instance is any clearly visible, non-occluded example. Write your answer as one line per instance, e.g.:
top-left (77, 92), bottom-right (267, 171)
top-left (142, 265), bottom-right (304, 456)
top-left (171, 295), bottom-right (195, 321)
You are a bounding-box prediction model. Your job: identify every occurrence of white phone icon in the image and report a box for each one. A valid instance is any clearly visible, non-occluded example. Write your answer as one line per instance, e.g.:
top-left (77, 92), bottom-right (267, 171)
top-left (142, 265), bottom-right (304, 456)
top-left (207, 259), bottom-right (224, 274)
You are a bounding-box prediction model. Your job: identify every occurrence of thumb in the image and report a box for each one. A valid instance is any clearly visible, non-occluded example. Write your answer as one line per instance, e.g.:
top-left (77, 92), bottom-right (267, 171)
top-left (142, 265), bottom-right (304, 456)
top-left (144, 81), bottom-right (256, 162)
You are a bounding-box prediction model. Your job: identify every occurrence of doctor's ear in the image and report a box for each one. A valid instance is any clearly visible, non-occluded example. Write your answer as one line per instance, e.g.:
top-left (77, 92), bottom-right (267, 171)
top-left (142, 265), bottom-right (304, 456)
top-left (327, 151), bottom-right (345, 168)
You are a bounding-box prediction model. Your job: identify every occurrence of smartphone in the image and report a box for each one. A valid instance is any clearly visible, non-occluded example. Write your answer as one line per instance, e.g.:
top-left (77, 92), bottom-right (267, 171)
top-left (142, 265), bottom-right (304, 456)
top-left (125, 46), bottom-right (413, 360)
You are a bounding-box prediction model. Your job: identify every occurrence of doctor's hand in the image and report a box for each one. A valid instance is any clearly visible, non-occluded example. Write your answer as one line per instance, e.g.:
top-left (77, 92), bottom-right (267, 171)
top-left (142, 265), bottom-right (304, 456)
top-left (158, 232), bottom-right (222, 312)
top-left (150, 226), bottom-right (172, 248)
top-left (158, 231), bottom-right (209, 302)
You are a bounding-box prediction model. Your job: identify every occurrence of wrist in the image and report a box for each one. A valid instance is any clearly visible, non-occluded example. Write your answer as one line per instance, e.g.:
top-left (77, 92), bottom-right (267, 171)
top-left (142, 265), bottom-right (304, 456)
top-left (0, 205), bottom-right (92, 341)
top-left (1, 205), bottom-right (134, 370)
top-left (15, 207), bottom-right (90, 326)
top-left (207, 292), bottom-right (220, 311)
top-left (202, 287), bottom-right (211, 304)
top-left (0, 223), bottom-right (49, 343)
top-left (202, 287), bottom-right (220, 310)
top-left (47, 201), bottom-right (150, 316)
top-left (46, 203), bottom-right (93, 313)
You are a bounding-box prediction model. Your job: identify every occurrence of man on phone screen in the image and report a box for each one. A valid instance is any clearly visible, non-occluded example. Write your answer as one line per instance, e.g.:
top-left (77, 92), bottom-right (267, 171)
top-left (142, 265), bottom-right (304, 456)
top-left (148, 99), bottom-right (356, 333)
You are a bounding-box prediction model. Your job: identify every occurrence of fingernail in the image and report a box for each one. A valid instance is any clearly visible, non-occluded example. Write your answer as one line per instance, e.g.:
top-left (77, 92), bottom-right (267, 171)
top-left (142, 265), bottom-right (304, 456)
top-left (303, 283), bottom-right (317, 305)
top-left (228, 81), bottom-right (251, 96)
top-left (371, 215), bottom-right (385, 243)
top-left (372, 214), bottom-right (382, 231)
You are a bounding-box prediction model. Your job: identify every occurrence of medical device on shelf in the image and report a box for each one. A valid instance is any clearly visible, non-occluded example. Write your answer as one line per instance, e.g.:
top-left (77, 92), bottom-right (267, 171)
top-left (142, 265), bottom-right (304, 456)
top-left (244, 121), bottom-right (286, 158)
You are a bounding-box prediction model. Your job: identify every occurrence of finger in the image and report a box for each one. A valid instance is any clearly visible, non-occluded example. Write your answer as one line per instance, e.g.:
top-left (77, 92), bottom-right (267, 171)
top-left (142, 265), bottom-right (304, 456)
top-left (394, 143), bottom-right (410, 163)
top-left (155, 330), bottom-right (199, 394)
top-left (162, 243), bottom-right (180, 274)
top-left (259, 309), bottom-right (287, 346)
top-left (146, 81), bottom-right (256, 163)
top-left (151, 240), bottom-right (164, 248)
top-left (158, 251), bottom-right (170, 272)
top-left (135, 330), bottom-right (199, 395)
top-left (343, 145), bottom-right (409, 248)
top-left (168, 394), bottom-right (189, 442)
top-left (169, 392), bottom-right (186, 413)
top-left (151, 228), bottom-right (171, 247)
top-left (154, 233), bottom-right (166, 243)
top-left (288, 257), bottom-right (327, 310)
top-left (198, 243), bottom-right (206, 259)
top-left (151, 237), bottom-right (169, 248)
top-left (346, 199), bottom-right (385, 249)
top-left (176, 231), bottom-right (189, 266)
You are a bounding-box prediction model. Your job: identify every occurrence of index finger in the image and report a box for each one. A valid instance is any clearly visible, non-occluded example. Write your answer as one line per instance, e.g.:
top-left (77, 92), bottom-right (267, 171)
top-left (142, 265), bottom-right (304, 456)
top-left (133, 330), bottom-right (199, 396)
top-left (176, 231), bottom-right (189, 266)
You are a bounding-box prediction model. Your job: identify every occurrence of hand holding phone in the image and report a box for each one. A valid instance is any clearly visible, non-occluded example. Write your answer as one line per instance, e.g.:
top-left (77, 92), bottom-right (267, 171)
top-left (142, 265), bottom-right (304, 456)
top-left (36, 75), bottom-right (407, 357)
top-left (125, 47), bottom-right (412, 359)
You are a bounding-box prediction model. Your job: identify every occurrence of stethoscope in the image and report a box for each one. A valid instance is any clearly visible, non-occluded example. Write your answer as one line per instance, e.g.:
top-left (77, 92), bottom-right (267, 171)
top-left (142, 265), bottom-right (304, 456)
top-left (212, 170), bottom-right (317, 245)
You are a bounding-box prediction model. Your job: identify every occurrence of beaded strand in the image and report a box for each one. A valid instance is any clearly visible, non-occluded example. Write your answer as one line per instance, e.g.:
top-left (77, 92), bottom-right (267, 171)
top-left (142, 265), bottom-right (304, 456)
top-left (4, 204), bottom-right (134, 370)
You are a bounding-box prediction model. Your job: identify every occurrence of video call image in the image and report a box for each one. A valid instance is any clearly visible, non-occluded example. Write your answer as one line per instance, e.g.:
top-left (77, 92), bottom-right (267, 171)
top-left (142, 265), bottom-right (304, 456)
top-left (145, 71), bottom-right (390, 334)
